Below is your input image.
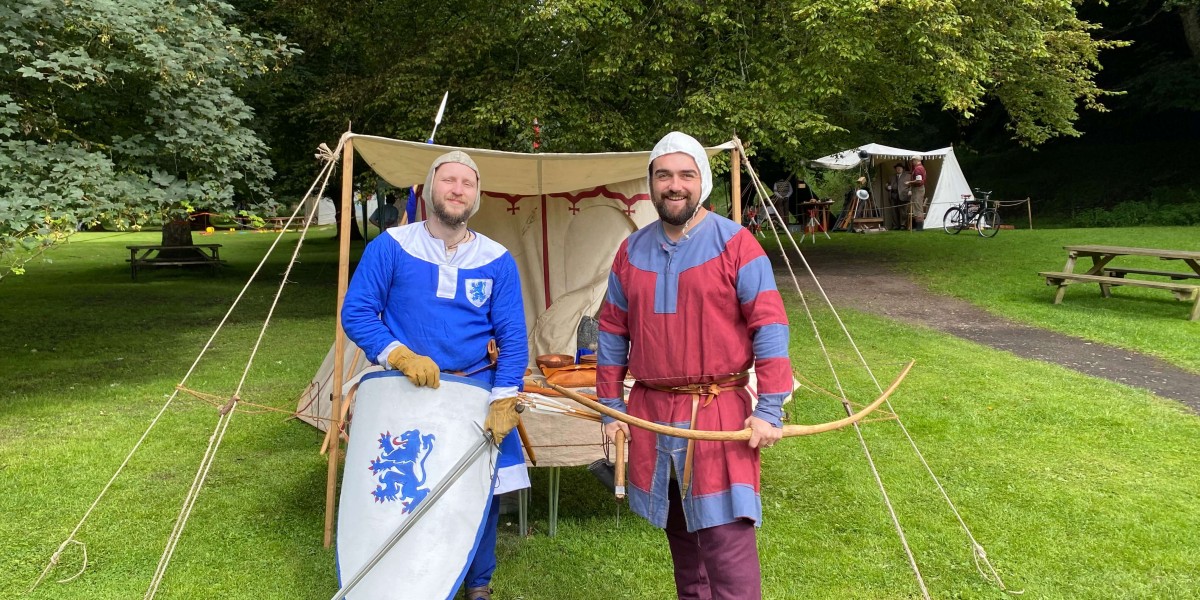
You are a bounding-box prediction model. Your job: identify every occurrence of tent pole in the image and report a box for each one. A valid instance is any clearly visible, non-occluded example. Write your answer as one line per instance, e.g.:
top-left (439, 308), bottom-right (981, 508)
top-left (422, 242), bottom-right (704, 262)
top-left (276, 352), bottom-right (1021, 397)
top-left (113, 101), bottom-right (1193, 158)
top-left (732, 146), bottom-right (742, 225)
top-left (326, 135), bottom-right (355, 548)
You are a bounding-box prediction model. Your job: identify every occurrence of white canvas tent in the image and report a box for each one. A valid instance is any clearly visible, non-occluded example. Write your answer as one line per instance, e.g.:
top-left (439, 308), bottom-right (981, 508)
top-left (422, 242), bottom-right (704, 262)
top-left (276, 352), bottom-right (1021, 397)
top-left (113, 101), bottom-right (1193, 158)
top-left (299, 133), bottom-right (736, 468)
top-left (811, 144), bottom-right (973, 231)
top-left (301, 196), bottom-right (337, 225)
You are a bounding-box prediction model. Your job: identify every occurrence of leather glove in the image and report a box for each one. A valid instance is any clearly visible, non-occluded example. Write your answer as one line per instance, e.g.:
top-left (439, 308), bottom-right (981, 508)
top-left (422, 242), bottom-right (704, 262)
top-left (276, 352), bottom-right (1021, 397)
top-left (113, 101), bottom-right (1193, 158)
top-left (387, 344), bottom-right (440, 388)
top-left (483, 396), bottom-right (521, 445)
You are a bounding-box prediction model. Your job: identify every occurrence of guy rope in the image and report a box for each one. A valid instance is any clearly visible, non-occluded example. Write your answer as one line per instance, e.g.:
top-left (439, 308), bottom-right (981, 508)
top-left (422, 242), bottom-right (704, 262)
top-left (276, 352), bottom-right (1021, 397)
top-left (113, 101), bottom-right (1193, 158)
top-left (26, 133), bottom-right (1019, 598)
top-left (29, 136), bottom-right (349, 598)
top-left (729, 137), bottom-right (1020, 597)
top-left (534, 137), bottom-right (1021, 598)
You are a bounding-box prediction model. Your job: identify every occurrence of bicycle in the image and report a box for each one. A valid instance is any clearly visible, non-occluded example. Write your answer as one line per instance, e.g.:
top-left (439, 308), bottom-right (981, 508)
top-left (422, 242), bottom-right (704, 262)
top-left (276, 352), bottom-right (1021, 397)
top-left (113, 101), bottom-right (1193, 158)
top-left (942, 189), bottom-right (1000, 237)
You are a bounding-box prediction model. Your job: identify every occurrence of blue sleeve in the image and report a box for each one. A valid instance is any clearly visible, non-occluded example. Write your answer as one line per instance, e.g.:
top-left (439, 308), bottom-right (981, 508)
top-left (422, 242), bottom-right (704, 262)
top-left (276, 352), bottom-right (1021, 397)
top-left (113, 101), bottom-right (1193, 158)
top-left (489, 254), bottom-right (528, 397)
top-left (596, 268), bottom-right (631, 424)
top-left (751, 393), bottom-right (786, 428)
top-left (341, 238), bottom-right (398, 363)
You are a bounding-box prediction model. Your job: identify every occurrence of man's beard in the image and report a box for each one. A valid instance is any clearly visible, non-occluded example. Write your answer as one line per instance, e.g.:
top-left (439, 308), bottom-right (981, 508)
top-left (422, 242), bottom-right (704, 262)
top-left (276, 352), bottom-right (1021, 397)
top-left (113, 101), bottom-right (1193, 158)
top-left (653, 193), bottom-right (699, 227)
top-left (431, 195), bottom-right (470, 228)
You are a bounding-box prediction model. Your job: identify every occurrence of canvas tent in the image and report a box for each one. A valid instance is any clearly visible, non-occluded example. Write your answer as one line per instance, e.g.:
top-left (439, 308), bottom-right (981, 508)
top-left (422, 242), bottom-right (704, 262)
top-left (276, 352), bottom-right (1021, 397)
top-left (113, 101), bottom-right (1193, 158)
top-left (298, 134), bottom-right (736, 468)
top-left (811, 144), bottom-right (973, 231)
top-left (301, 196), bottom-right (337, 225)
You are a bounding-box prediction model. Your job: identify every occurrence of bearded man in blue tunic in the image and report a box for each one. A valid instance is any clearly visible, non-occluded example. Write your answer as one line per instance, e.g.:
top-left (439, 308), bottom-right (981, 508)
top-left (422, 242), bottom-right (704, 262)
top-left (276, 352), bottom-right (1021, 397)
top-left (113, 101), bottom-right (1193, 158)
top-left (342, 150), bottom-right (528, 600)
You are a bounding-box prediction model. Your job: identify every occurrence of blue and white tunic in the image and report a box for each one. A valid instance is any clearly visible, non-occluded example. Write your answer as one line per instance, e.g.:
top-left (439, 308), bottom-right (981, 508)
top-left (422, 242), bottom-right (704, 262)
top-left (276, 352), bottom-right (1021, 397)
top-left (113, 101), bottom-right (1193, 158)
top-left (342, 222), bottom-right (530, 494)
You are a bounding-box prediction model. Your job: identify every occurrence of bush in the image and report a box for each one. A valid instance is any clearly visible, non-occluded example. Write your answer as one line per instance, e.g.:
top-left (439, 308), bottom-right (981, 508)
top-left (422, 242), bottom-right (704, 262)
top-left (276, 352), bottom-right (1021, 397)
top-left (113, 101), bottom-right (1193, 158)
top-left (1068, 198), bottom-right (1200, 228)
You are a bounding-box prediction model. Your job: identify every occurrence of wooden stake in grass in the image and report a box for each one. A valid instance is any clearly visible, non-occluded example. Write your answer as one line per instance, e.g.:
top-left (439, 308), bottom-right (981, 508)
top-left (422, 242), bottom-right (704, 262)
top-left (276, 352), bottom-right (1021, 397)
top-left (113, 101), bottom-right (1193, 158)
top-left (614, 429), bottom-right (626, 500)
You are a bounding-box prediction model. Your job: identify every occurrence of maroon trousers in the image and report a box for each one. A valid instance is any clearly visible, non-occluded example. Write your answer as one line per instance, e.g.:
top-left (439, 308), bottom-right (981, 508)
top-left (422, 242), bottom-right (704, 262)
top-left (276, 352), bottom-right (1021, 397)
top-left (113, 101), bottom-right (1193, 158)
top-left (665, 481), bottom-right (762, 600)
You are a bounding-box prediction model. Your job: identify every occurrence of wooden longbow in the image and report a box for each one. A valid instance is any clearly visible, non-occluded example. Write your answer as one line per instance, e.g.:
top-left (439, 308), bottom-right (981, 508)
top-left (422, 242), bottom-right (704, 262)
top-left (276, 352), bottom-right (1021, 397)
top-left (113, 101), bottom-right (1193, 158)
top-left (547, 360), bottom-right (913, 440)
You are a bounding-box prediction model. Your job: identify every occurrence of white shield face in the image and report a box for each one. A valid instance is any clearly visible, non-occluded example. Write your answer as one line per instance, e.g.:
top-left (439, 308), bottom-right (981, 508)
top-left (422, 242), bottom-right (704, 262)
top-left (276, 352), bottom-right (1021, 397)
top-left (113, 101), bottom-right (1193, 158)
top-left (464, 278), bottom-right (493, 307)
top-left (337, 372), bottom-right (496, 599)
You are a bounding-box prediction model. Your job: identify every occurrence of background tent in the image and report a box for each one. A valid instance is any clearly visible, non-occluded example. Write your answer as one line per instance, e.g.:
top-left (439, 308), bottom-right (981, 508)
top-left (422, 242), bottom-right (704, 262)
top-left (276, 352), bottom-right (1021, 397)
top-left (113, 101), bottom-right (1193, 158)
top-left (301, 196), bottom-right (337, 225)
top-left (298, 134), bottom-right (735, 469)
top-left (811, 144), bottom-right (973, 231)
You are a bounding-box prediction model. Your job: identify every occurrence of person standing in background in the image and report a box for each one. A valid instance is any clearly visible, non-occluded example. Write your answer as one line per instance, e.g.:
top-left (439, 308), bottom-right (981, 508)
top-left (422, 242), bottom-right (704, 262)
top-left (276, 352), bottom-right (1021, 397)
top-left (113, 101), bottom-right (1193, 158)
top-left (906, 155), bottom-right (927, 227)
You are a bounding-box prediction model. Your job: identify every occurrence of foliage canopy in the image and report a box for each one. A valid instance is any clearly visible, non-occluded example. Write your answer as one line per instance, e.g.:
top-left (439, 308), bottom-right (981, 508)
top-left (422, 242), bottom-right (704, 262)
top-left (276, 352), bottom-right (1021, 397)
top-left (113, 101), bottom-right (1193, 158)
top-left (262, 0), bottom-right (1117, 179)
top-left (0, 0), bottom-right (295, 277)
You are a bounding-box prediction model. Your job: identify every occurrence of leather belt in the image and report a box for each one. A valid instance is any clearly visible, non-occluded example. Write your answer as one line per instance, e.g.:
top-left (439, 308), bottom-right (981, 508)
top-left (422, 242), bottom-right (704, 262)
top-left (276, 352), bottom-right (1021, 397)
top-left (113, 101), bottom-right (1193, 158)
top-left (639, 372), bottom-right (748, 495)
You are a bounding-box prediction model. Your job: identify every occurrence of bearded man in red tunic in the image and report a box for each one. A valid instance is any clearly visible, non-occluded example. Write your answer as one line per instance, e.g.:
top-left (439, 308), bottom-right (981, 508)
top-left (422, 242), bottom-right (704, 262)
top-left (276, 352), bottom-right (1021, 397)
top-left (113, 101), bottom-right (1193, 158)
top-left (598, 131), bottom-right (794, 600)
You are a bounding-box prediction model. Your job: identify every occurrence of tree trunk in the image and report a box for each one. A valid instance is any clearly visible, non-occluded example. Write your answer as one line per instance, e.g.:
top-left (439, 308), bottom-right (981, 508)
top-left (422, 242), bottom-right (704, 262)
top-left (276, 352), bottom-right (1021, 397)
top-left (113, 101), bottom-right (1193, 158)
top-left (1183, 6), bottom-right (1200, 61)
top-left (159, 219), bottom-right (199, 259)
top-left (334, 205), bottom-right (365, 241)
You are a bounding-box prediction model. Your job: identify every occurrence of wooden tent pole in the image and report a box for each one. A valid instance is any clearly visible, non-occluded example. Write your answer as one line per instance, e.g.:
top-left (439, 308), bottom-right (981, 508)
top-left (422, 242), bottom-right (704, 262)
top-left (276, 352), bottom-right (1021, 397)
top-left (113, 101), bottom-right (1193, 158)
top-left (732, 146), bottom-right (742, 224)
top-left (325, 135), bottom-right (355, 547)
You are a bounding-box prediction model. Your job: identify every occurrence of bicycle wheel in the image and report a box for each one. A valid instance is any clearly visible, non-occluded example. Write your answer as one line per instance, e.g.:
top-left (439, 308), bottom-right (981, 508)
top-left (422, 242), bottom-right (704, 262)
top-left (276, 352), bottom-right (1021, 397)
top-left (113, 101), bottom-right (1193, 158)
top-left (942, 207), bottom-right (965, 234)
top-left (976, 208), bottom-right (1000, 237)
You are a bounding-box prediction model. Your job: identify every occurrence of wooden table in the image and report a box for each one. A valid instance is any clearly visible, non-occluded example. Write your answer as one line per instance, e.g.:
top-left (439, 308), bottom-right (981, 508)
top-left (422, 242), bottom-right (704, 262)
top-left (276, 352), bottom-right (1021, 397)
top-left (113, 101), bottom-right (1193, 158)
top-left (1039, 245), bottom-right (1200, 320)
top-left (126, 244), bottom-right (225, 281)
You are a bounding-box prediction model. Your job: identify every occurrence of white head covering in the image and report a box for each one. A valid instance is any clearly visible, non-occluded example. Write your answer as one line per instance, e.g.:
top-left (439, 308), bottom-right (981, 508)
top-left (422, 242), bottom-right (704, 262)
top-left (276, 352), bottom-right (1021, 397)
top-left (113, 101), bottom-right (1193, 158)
top-left (421, 150), bottom-right (482, 218)
top-left (910, 154), bottom-right (923, 162)
top-left (648, 132), bottom-right (712, 204)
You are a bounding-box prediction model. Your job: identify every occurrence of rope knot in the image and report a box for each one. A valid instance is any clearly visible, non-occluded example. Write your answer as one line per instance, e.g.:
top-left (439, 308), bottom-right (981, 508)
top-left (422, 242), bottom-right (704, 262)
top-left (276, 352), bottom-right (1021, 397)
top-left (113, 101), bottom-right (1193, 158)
top-left (314, 142), bottom-right (337, 164)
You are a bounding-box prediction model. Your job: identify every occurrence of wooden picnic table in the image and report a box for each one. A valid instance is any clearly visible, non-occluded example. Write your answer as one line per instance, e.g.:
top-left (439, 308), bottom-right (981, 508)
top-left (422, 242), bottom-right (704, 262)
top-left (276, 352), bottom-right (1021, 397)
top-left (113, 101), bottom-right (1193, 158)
top-left (126, 244), bottom-right (225, 281)
top-left (1038, 244), bottom-right (1200, 321)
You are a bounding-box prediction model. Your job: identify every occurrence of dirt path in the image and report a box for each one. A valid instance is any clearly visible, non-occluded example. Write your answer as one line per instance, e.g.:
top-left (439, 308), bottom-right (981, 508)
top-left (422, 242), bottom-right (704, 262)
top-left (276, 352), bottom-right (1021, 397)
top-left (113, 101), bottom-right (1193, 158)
top-left (784, 246), bottom-right (1200, 413)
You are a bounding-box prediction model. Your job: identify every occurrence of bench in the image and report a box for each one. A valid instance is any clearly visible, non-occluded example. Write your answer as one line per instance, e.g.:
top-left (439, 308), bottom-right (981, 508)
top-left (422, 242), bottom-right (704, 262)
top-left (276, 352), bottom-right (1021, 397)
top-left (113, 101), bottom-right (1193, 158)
top-left (127, 244), bottom-right (225, 281)
top-left (1039, 271), bottom-right (1200, 320)
top-left (1102, 267), bottom-right (1200, 281)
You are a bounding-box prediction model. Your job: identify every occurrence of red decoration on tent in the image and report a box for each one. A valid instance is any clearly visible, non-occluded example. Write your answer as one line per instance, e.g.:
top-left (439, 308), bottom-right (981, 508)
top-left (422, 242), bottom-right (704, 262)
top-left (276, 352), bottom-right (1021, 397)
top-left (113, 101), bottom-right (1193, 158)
top-left (618, 196), bottom-right (643, 216)
top-left (504, 197), bottom-right (521, 215)
top-left (489, 187), bottom-right (645, 206)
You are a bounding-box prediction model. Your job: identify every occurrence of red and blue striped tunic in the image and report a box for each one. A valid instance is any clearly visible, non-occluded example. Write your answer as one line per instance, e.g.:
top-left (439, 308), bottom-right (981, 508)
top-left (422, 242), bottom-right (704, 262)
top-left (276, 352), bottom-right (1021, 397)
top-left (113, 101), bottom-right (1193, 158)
top-left (597, 213), bottom-right (792, 531)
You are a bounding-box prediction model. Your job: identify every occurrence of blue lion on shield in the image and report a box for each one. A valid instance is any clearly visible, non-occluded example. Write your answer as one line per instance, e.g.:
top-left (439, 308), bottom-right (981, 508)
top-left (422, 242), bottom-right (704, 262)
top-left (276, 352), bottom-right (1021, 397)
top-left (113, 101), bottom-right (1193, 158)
top-left (369, 429), bottom-right (436, 512)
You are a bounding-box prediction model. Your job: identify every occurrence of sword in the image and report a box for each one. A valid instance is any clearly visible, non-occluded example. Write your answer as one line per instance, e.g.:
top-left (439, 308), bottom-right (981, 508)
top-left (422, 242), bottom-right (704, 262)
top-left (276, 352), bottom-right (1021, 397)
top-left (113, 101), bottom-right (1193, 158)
top-left (330, 429), bottom-right (493, 600)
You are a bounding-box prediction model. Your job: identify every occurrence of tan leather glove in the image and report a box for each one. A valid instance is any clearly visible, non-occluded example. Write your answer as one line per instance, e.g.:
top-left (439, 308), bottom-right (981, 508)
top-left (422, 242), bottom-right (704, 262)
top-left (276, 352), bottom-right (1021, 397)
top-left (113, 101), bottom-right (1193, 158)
top-left (483, 396), bottom-right (520, 445)
top-left (387, 344), bottom-right (440, 388)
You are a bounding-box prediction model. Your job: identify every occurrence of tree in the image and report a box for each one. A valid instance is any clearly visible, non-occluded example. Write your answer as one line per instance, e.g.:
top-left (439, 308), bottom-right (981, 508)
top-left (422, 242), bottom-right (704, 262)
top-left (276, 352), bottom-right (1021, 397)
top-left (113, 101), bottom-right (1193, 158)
top-left (252, 0), bottom-right (1117, 191)
top-left (0, 0), bottom-right (296, 277)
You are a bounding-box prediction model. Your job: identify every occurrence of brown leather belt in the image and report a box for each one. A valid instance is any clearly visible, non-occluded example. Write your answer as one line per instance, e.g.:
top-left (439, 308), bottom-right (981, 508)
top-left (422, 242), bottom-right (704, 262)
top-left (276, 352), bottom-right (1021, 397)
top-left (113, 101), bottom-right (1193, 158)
top-left (638, 372), bottom-right (748, 495)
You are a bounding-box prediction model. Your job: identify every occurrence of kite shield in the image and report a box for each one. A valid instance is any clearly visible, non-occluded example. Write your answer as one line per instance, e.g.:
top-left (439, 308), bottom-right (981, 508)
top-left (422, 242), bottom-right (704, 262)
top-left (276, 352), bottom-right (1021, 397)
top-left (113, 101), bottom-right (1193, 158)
top-left (336, 371), bottom-right (496, 599)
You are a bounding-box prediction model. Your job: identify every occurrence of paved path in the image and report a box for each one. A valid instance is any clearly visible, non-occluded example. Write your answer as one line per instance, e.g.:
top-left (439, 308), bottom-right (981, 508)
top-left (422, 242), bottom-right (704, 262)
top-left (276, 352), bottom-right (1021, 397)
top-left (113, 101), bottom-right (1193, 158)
top-left (784, 248), bottom-right (1200, 413)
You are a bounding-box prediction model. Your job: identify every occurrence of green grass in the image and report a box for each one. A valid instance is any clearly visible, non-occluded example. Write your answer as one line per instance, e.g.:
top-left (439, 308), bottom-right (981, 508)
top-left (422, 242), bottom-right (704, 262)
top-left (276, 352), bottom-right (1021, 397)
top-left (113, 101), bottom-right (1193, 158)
top-left (768, 226), bottom-right (1200, 373)
top-left (2, 229), bottom-right (1199, 599)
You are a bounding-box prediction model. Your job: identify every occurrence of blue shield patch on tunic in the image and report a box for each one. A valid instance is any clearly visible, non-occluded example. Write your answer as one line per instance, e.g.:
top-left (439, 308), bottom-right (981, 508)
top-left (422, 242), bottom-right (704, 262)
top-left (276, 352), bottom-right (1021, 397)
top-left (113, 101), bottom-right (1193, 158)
top-left (465, 278), bottom-right (493, 307)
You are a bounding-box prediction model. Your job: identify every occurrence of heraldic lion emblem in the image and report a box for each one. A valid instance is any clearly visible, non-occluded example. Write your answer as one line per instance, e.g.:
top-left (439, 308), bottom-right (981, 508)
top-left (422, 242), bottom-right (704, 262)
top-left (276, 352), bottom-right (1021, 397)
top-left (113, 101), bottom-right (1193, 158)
top-left (369, 429), bottom-right (436, 512)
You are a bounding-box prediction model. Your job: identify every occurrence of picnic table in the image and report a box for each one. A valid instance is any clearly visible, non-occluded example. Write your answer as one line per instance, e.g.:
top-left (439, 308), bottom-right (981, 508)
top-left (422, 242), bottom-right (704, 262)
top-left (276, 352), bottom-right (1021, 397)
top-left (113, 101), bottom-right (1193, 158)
top-left (126, 244), bottom-right (225, 281)
top-left (1038, 244), bottom-right (1200, 321)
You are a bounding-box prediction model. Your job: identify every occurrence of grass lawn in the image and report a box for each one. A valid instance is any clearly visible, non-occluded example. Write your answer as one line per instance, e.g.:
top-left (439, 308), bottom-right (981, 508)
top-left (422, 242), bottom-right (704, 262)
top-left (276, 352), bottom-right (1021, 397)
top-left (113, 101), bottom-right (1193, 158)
top-left (2, 227), bottom-right (1198, 599)
top-left (771, 226), bottom-right (1200, 373)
